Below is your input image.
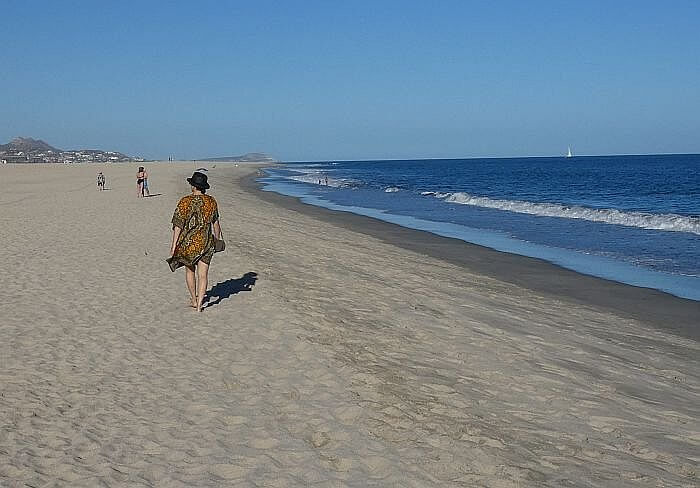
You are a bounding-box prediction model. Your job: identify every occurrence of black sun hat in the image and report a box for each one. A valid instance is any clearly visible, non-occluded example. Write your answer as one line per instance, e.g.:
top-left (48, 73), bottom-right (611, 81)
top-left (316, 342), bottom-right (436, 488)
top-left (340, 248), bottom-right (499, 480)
top-left (187, 171), bottom-right (210, 190)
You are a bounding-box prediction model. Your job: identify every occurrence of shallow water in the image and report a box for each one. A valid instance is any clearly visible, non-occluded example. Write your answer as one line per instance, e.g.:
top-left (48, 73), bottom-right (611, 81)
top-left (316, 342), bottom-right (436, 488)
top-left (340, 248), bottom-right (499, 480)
top-left (260, 155), bottom-right (700, 300)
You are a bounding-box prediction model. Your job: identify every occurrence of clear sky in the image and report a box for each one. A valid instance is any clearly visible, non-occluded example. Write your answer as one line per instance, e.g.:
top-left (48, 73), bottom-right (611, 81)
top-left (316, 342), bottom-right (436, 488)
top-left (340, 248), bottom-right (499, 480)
top-left (1, 0), bottom-right (698, 161)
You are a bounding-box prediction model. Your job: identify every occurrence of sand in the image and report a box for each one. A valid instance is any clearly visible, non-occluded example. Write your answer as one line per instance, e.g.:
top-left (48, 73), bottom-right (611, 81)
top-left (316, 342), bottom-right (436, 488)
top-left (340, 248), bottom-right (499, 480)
top-left (0, 162), bottom-right (698, 487)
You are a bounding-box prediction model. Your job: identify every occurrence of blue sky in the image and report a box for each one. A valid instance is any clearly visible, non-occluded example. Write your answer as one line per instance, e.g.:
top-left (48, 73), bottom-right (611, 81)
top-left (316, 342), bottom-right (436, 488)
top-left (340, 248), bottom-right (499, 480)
top-left (1, 0), bottom-right (698, 160)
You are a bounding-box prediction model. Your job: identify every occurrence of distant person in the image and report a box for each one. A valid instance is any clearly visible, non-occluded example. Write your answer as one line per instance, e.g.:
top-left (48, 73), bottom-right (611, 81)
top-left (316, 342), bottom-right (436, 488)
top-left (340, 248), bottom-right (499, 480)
top-left (167, 171), bottom-right (223, 312)
top-left (97, 172), bottom-right (105, 190)
top-left (325, 176), bottom-right (329, 186)
top-left (137, 167), bottom-right (146, 197)
top-left (142, 168), bottom-right (150, 196)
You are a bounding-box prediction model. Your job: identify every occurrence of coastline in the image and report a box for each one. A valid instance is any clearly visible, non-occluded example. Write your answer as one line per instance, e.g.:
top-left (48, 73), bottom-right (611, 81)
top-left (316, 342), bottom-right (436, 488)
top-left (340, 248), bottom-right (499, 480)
top-left (244, 169), bottom-right (700, 340)
top-left (2, 162), bottom-right (698, 486)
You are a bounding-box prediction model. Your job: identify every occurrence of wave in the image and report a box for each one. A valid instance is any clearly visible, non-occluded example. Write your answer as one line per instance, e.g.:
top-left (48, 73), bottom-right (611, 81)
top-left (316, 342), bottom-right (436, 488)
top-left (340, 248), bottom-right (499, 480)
top-left (278, 165), bottom-right (700, 235)
top-left (287, 174), bottom-right (352, 188)
top-left (284, 169), bottom-right (359, 188)
top-left (439, 192), bottom-right (700, 235)
top-left (421, 191), bottom-right (451, 198)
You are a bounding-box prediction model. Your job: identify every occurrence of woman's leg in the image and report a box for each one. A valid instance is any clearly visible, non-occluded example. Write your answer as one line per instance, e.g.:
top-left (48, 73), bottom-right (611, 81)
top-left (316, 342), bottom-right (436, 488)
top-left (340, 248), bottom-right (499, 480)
top-left (196, 260), bottom-right (209, 311)
top-left (185, 265), bottom-right (197, 307)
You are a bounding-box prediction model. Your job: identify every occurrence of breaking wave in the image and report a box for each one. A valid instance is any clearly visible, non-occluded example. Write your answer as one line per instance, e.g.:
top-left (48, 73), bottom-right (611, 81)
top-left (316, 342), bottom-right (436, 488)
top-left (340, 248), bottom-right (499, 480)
top-left (438, 192), bottom-right (700, 235)
top-left (420, 191), bottom-right (451, 198)
top-left (285, 168), bottom-right (357, 188)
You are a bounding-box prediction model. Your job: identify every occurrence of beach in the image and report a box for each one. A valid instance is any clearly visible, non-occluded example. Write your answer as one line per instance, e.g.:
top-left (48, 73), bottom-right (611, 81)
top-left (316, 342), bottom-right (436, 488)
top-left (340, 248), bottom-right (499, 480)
top-left (1, 162), bottom-right (698, 487)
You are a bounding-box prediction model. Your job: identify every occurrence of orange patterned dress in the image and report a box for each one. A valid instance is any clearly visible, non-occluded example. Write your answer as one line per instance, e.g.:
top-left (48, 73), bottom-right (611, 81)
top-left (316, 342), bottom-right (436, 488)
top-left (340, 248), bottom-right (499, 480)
top-left (168, 194), bottom-right (219, 271)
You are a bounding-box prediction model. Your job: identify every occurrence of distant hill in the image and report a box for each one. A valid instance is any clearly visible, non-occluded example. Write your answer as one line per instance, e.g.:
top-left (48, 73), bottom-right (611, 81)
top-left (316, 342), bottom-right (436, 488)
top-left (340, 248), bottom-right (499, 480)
top-left (0, 136), bottom-right (142, 163)
top-left (0, 137), bottom-right (60, 153)
top-left (199, 152), bottom-right (277, 163)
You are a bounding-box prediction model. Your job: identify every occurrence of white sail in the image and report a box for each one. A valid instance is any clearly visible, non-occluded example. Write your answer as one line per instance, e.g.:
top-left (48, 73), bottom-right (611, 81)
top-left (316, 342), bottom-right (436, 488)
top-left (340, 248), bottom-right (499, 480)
top-left (566, 146), bottom-right (573, 158)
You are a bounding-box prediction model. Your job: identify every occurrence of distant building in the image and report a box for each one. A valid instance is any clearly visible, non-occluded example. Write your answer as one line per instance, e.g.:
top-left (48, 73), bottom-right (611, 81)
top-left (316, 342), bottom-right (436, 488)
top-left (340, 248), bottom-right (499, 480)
top-left (3, 155), bottom-right (29, 163)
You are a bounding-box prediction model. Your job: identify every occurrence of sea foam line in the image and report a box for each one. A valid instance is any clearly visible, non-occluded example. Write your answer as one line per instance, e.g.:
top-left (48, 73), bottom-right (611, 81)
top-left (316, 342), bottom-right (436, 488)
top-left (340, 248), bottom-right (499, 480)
top-left (286, 170), bottom-right (358, 188)
top-left (438, 192), bottom-right (700, 235)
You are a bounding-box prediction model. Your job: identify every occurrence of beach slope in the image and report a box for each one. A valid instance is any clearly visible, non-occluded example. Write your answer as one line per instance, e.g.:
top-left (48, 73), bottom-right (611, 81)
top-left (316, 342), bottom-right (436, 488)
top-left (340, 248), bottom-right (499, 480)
top-left (0, 162), bottom-right (697, 487)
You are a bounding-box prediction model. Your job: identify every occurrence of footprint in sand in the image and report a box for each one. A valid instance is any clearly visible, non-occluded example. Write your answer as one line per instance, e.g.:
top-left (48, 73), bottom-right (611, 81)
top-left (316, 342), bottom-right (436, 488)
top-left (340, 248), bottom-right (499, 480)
top-left (310, 431), bottom-right (330, 448)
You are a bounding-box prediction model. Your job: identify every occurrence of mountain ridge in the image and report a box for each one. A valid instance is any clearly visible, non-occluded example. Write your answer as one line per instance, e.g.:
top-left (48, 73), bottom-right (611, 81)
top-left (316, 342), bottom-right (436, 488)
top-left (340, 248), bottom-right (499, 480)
top-left (0, 137), bottom-right (276, 164)
top-left (0, 137), bottom-right (61, 153)
top-left (0, 136), bottom-right (141, 163)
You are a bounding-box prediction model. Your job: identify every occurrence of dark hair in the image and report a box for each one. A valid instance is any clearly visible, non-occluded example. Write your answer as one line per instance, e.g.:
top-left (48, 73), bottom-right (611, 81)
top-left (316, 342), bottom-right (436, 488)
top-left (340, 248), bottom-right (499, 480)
top-left (138, 166), bottom-right (144, 172)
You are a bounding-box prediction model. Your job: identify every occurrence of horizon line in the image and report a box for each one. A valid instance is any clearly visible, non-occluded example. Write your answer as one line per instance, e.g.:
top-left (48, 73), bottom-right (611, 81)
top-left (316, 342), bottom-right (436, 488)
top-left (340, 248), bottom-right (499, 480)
top-left (276, 151), bottom-right (700, 164)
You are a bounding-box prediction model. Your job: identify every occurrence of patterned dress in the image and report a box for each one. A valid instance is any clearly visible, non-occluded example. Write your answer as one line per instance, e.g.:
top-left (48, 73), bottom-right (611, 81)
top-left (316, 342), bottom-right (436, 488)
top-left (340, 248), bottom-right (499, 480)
top-left (168, 194), bottom-right (219, 271)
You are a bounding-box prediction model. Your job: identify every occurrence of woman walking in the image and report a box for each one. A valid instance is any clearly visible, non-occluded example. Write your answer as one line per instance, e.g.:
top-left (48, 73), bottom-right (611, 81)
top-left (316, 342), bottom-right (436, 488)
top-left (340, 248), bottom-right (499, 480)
top-left (167, 171), bottom-right (222, 311)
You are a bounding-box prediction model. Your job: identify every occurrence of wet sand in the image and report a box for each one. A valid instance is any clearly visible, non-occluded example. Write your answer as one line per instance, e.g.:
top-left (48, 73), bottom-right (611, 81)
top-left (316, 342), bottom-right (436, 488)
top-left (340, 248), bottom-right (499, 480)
top-left (1, 162), bottom-right (698, 487)
top-left (244, 172), bottom-right (700, 340)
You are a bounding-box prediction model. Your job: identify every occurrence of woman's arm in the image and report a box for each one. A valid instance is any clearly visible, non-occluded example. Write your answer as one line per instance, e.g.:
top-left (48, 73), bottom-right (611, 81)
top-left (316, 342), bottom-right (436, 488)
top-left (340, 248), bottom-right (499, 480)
top-left (170, 226), bottom-right (182, 256)
top-left (213, 220), bottom-right (222, 240)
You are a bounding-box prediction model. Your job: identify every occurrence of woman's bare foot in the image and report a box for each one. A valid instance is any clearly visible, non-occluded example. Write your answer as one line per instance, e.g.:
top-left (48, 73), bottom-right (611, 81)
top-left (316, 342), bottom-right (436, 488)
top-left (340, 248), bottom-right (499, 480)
top-left (189, 295), bottom-right (198, 308)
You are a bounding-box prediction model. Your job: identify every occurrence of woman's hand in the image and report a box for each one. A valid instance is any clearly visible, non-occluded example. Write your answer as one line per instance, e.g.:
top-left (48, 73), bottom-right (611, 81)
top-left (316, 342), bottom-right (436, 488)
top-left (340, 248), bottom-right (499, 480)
top-left (170, 226), bottom-right (182, 257)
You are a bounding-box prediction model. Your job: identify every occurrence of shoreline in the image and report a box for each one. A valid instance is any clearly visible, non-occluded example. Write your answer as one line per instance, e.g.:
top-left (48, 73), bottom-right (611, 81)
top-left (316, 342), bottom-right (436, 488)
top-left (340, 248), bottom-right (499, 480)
top-left (2, 162), bottom-right (698, 486)
top-left (243, 170), bottom-right (700, 340)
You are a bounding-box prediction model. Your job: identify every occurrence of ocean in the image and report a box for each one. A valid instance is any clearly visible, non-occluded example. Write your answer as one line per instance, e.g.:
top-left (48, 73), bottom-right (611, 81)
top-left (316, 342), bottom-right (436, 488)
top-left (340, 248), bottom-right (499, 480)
top-left (259, 154), bottom-right (700, 301)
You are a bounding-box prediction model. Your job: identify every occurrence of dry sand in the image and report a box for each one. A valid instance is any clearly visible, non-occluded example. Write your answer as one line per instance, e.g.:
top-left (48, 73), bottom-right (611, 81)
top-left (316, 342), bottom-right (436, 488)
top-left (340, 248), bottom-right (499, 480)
top-left (0, 162), bottom-right (698, 487)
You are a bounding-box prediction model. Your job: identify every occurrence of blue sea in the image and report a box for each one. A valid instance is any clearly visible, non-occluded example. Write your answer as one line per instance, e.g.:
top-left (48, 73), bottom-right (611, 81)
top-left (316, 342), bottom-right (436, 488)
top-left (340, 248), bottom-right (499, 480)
top-left (259, 155), bottom-right (700, 301)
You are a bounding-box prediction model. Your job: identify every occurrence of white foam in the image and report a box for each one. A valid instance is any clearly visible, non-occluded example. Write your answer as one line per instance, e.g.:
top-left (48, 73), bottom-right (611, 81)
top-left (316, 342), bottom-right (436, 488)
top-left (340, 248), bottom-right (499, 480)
top-left (440, 192), bottom-right (700, 235)
top-left (421, 191), bottom-right (450, 198)
top-left (385, 187), bottom-right (400, 193)
top-left (284, 167), bottom-right (358, 188)
top-left (287, 174), bottom-right (345, 187)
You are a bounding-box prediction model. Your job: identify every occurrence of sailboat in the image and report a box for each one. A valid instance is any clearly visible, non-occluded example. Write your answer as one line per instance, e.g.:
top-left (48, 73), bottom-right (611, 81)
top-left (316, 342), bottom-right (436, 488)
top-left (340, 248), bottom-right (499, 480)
top-left (566, 146), bottom-right (573, 158)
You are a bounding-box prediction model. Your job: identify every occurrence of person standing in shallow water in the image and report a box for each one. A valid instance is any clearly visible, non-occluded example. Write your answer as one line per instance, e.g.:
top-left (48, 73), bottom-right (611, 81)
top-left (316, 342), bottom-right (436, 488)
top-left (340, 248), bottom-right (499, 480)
top-left (168, 171), bottom-right (222, 312)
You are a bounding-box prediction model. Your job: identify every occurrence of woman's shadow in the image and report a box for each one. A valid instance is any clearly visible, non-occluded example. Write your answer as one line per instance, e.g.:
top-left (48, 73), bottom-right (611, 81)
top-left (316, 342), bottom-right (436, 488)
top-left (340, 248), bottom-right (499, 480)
top-left (204, 272), bottom-right (258, 309)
